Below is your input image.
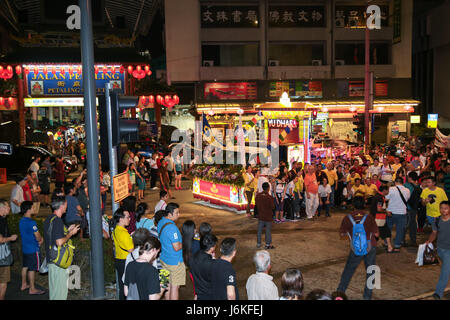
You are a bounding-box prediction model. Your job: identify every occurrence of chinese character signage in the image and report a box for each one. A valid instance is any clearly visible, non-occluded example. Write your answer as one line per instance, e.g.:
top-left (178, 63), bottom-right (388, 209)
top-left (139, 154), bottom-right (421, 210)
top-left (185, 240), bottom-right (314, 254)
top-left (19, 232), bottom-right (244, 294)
top-left (393, 0), bottom-right (402, 43)
top-left (204, 82), bottom-right (257, 100)
top-left (268, 6), bottom-right (325, 28)
top-left (26, 66), bottom-right (125, 96)
top-left (201, 6), bottom-right (259, 28)
top-left (335, 6), bottom-right (388, 28)
top-left (269, 81), bottom-right (322, 99)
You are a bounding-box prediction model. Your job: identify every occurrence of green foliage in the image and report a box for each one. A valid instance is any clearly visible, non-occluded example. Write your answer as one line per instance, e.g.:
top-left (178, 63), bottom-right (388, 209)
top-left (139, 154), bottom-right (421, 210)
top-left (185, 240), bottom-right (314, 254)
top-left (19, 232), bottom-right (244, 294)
top-left (190, 164), bottom-right (245, 187)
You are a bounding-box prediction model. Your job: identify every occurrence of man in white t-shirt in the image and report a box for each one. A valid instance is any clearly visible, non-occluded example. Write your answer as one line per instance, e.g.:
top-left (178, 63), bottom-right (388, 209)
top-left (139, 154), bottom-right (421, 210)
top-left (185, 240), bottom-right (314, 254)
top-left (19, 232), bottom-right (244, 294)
top-left (386, 177), bottom-right (411, 252)
top-left (28, 156), bottom-right (41, 175)
top-left (368, 158), bottom-right (381, 178)
top-left (10, 176), bottom-right (27, 214)
top-left (155, 190), bottom-right (168, 212)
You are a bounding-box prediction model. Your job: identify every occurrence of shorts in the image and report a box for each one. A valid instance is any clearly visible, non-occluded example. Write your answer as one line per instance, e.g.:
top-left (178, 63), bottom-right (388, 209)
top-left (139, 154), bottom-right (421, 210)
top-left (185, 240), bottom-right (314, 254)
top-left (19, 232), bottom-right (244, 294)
top-left (161, 260), bottom-right (186, 287)
top-left (22, 252), bottom-right (40, 271)
top-left (274, 198), bottom-right (284, 212)
top-left (0, 266), bottom-right (10, 283)
top-left (176, 171), bottom-right (182, 176)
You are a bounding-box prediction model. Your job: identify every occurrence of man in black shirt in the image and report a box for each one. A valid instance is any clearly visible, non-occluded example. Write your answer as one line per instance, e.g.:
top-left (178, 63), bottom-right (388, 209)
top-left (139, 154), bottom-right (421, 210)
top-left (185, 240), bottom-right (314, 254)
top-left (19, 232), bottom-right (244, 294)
top-left (211, 237), bottom-right (238, 300)
top-left (188, 233), bottom-right (217, 300)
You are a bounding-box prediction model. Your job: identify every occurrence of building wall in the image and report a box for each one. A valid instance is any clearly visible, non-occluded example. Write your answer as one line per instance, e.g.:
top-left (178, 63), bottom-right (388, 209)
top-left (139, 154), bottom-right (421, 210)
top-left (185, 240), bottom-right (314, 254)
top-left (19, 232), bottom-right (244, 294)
top-left (391, 0), bottom-right (413, 79)
top-left (164, 0), bottom-right (201, 82)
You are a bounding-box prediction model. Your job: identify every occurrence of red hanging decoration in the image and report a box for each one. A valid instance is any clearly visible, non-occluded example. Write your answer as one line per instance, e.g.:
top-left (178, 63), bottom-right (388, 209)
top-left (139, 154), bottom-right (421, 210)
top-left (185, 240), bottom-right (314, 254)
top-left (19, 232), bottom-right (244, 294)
top-left (68, 66), bottom-right (74, 75)
top-left (111, 66), bottom-right (115, 74)
top-left (156, 95), bottom-right (162, 104)
top-left (147, 70), bottom-right (152, 76)
top-left (60, 67), bottom-right (65, 75)
top-left (24, 67), bottom-right (30, 75)
top-left (149, 95), bottom-right (154, 104)
top-left (132, 69), bottom-right (146, 79)
top-left (144, 65), bottom-right (150, 73)
top-left (8, 97), bottom-right (13, 104)
top-left (34, 66), bottom-right (38, 75)
top-left (136, 65), bottom-right (142, 72)
top-left (15, 65), bottom-right (22, 75)
top-left (52, 66), bottom-right (56, 75)
top-left (173, 95), bottom-right (180, 104)
top-left (127, 65), bottom-right (133, 74)
top-left (77, 66), bottom-right (82, 74)
top-left (0, 97), bottom-right (4, 105)
top-left (102, 66), bottom-right (108, 74)
top-left (6, 65), bottom-right (12, 73)
top-left (119, 66), bottom-right (125, 74)
top-left (94, 66), bottom-right (99, 75)
top-left (42, 66), bottom-right (48, 75)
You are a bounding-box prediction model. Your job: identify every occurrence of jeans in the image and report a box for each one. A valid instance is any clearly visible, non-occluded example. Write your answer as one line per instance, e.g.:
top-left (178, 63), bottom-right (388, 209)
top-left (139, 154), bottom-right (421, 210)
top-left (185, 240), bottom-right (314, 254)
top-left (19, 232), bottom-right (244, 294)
top-left (405, 210), bottom-right (417, 243)
top-left (386, 214), bottom-right (407, 249)
top-left (257, 220), bottom-right (272, 246)
top-left (337, 247), bottom-right (377, 300)
top-left (305, 193), bottom-right (319, 219)
top-left (115, 259), bottom-right (126, 300)
top-left (318, 197), bottom-right (330, 216)
top-left (330, 186), bottom-right (335, 207)
top-left (427, 216), bottom-right (436, 226)
top-left (245, 190), bottom-right (254, 214)
top-left (435, 247), bottom-right (450, 298)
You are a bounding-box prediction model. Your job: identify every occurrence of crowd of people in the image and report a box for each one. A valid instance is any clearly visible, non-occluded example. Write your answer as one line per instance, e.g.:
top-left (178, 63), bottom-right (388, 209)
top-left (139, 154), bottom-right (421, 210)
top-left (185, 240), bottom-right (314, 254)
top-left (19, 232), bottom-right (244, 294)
top-left (1, 136), bottom-right (450, 300)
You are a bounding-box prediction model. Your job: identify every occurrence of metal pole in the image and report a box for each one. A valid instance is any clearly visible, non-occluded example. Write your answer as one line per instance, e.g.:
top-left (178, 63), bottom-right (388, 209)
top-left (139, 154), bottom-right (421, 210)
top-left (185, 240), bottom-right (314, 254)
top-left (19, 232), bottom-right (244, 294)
top-left (79, 0), bottom-right (105, 299)
top-left (364, 26), bottom-right (370, 147)
top-left (105, 83), bottom-right (119, 214)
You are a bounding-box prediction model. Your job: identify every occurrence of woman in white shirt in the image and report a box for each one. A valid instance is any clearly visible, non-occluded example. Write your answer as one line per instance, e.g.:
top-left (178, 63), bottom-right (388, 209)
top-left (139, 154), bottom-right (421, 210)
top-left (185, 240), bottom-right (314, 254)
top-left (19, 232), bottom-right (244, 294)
top-left (318, 177), bottom-right (332, 217)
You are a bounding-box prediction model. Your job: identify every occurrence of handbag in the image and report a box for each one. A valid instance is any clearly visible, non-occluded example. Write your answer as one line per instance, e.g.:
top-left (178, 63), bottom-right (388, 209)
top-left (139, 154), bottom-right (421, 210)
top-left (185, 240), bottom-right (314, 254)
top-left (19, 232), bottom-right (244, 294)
top-left (39, 257), bottom-right (48, 274)
top-left (423, 243), bottom-right (439, 265)
top-left (0, 242), bottom-right (13, 266)
top-left (375, 213), bottom-right (386, 227)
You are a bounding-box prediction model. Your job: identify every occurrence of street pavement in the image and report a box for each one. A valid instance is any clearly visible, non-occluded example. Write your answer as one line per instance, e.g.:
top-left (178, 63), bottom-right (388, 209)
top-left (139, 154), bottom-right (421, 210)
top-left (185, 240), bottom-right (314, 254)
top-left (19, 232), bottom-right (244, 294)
top-left (1, 177), bottom-right (449, 300)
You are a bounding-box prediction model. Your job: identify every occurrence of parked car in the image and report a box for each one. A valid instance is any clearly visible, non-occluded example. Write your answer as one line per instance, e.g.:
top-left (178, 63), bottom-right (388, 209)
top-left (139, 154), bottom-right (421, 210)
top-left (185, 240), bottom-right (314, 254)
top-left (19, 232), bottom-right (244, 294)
top-left (0, 145), bottom-right (51, 177)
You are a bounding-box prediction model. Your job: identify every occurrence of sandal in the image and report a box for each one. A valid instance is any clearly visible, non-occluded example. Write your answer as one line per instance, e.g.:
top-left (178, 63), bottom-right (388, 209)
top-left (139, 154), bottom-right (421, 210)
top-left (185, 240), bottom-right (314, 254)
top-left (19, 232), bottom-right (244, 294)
top-left (265, 245), bottom-right (275, 249)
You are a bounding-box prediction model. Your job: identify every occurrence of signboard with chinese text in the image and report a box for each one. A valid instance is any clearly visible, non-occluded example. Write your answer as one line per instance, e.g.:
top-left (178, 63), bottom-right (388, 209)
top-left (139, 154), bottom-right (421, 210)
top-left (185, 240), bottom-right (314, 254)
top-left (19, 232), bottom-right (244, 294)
top-left (112, 172), bottom-right (130, 203)
top-left (335, 6), bottom-right (389, 28)
top-left (268, 6), bottom-right (325, 28)
top-left (204, 82), bottom-right (257, 100)
top-left (269, 80), bottom-right (322, 98)
top-left (26, 67), bottom-right (125, 96)
top-left (428, 114), bottom-right (438, 128)
top-left (267, 119), bottom-right (300, 145)
top-left (201, 6), bottom-right (259, 28)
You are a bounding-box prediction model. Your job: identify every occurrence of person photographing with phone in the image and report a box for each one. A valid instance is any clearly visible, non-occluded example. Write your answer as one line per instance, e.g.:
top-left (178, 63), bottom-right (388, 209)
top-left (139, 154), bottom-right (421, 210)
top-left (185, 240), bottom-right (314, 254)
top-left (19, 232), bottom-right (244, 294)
top-left (43, 196), bottom-right (80, 300)
top-left (421, 176), bottom-right (448, 227)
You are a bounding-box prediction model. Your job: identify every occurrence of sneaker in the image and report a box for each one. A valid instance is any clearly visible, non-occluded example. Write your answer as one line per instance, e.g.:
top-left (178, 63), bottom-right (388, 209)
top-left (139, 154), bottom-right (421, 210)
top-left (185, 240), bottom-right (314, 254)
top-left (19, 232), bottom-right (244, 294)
top-left (152, 187), bottom-right (158, 190)
top-left (432, 293), bottom-right (441, 300)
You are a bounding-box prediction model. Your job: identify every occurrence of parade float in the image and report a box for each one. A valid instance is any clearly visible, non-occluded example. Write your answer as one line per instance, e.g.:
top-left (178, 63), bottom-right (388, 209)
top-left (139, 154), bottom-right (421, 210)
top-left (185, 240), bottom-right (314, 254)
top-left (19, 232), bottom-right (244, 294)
top-left (190, 164), bottom-right (255, 211)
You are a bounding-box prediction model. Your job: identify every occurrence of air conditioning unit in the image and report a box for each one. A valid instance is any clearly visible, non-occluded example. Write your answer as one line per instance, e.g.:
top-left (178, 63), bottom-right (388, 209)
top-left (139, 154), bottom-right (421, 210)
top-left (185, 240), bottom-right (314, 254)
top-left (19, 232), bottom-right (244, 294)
top-left (312, 60), bottom-right (322, 66)
top-left (202, 60), bottom-right (214, 67)
top-left (268, 60), bottom-right (280, 66)
top-left (335, 60), bottom-right (345, 66)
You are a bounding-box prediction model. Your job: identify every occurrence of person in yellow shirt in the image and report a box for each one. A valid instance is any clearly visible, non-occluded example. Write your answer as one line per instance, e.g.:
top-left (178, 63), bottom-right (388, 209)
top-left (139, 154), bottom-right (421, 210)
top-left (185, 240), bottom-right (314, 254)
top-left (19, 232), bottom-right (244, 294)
top-left (347, 169), bottom-right (361, 187)
top-left (421, 176), bottom-right (449, 225)
top-left (293, 173), bottom-right (304, 219)
top-left (392, 156), bottom-right (402, 181)
top-left (112, 208), bottom-right (134, 300)
top-left (243, 165), bottom-right (258, 218)
top-left (322, 163), bottom-right (338, 207)
top-left (351, 178), bottom-right (366, 198)
top-left (364, 177), bottom-right (379, 205)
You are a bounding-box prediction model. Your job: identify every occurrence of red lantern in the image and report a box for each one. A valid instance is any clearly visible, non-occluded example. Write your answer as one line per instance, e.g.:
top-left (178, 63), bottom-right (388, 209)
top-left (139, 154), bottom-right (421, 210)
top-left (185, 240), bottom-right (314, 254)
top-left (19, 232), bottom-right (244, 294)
top-left (156, 95), bottom-right (162, 104)
top-left (6, 65), bottom-right (12, 73)
top-left (132, 69), bottom-right (146, 79)
top-left (15, 65), bottom-right (22, 75)
top-left (149, 95), bottom-right (154, 104)
top-left (60, 67), bottom-right (65, 75)
top-left (34, 66), bottom-right (38, 75)
top-left (94, 66), bottom-right (99, 75)
top-left (173, 95), bottom-right (179, 104)
top-left (24, 67), bottom-right (30, 75)
top-left (0, 66), bottom-right (3, 73)
top-left (144, 65), bottom-right (150, 73)
top-left (127, 65), bottom-right (133, 74)
top-left (111, 66), bottom-right (115, 74)
top-left (8, 97), bottom-right (13, 104)
top-left (68, 66), bottom-right (73, 75)
top-left (77, 66), bottom-right (82, 74)
top-left (147, 70), bottom-right (152, 76)
top-left (42, 66), bottom-right (48, 75)
top-left (0, 97), bottom-right (4, 105)
top-left (136, 65), bottom-right (142, 72)
top-left (119, 66), bottom-right (125, 74)
top-left (165, 95), bottom-right (170, 104)
top-left (52, 66), bottom-right (56, 75)
top-left (103, 66), bottom-right (108, 74)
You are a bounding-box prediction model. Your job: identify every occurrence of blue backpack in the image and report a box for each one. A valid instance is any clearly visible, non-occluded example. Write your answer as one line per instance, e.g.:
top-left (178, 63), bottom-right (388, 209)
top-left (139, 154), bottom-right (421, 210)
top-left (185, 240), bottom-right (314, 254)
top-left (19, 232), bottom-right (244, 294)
top-left (347, 214), bottom-right (371, 256)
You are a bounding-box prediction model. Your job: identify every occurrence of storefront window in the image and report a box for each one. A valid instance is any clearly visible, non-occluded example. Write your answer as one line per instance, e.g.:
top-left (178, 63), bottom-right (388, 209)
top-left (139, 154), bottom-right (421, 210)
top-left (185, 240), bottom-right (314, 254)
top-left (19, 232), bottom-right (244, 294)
top-left (335, 41), bottom-right (391, 65)
top-left (269, 42), bottom-right (325, 66)
top-left (202, 43), bottom-right (259, 67)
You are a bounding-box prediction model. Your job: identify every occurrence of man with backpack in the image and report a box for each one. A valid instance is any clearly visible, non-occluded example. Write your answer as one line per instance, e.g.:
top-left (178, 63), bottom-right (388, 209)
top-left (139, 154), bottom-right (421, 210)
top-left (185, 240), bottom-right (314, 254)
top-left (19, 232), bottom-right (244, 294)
top-left (336, 197), bottom-right (379, 300)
